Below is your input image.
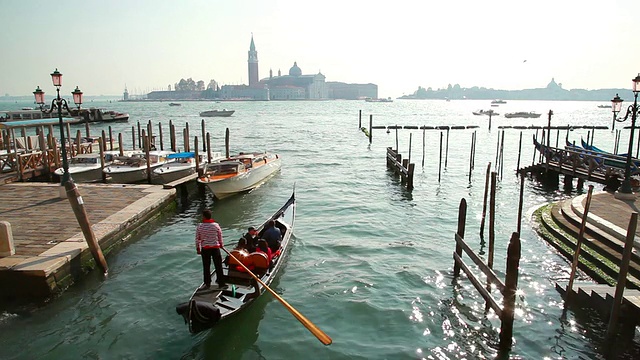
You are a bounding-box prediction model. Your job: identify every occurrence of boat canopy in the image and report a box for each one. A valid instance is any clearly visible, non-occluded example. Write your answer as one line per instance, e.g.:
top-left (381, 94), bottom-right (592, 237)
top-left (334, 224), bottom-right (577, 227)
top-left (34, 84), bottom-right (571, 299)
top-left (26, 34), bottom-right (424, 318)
top-left (0, 117), bottom-right (78, 129)
top-left (167, 152), bottom-right (195, 159)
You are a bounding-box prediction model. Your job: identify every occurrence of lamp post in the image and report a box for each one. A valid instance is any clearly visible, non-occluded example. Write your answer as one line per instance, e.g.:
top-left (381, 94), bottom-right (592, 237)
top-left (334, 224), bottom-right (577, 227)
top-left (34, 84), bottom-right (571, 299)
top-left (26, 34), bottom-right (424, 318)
top-left (33, 69), bottom-right (83, 185)
top-left (611, 93), bottom-right (622, 132)
top-left (613, 73), bottom-right (640, 198)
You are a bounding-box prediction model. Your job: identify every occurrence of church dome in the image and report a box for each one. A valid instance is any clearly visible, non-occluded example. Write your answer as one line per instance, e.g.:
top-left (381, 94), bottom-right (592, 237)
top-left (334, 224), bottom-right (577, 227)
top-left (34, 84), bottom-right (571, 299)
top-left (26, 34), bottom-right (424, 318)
top-left (289, 62), bottom-right (302, 76)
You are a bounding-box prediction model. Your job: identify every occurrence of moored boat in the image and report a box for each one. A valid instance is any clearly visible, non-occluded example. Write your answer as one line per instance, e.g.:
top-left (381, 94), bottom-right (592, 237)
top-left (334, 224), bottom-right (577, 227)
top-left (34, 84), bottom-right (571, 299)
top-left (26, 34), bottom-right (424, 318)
top-left (491, 99), bottom-right (507, 104)
top-left (504, 111), bottom-right (541, 119)
top-left (103, 150), bottom-right (174, 183)
top-left (199, 109), bottom-right (235, 117)
top-left (54, 151), bottom-right (127, 183)
top-left (152, 151), bottom-right (223, 184)
top-left (197, 152), bottom-right (281, 199)
top-left (365, 97), bottom-right (393, 103)
top-left (472, 109), bottom-right (499, 116)
top-left (176, 190), bottom-right (296, 334)
top-left (169, 103), bottom-right (181, 106)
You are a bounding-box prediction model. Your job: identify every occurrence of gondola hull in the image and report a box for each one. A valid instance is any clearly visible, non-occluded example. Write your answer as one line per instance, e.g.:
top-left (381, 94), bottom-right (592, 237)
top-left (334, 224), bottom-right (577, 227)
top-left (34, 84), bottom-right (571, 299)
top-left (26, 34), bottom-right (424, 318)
top-left (176, 190), bottom-right (296, 333)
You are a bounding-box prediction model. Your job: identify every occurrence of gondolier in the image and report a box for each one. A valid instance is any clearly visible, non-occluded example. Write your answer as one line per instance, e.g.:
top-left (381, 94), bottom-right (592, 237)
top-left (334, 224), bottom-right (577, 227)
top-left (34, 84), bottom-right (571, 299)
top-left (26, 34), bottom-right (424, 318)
top-left (195, 209), bottom-right (225, 288)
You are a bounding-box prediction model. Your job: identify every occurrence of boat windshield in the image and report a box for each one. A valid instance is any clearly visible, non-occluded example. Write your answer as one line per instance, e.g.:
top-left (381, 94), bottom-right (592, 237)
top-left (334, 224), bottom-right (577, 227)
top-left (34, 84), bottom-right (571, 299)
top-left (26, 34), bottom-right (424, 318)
top-left (207, 162), bottom-right (242, 175)
top-left (70, 156), bottom-right (99, 165)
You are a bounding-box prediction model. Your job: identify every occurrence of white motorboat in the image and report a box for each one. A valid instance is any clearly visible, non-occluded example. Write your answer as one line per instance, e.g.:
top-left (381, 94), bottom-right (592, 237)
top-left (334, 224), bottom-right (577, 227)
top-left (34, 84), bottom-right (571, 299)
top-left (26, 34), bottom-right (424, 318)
top-left (197, 152), bottom-right (281, 199)
top-left (54, 151), bottom-right (125, 183)
top-left (152, 151), bottom-right (223, 184)
top-left (199, 109), bottom-right (235, 117)
top-left (103, 150), bottom-right (174, 183)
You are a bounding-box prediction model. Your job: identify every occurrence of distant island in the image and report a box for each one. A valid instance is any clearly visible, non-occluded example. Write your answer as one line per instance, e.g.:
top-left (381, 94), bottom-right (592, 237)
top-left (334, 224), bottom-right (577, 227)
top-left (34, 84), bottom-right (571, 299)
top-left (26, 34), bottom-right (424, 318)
top-left (399, 78), bottom-right (626, 101)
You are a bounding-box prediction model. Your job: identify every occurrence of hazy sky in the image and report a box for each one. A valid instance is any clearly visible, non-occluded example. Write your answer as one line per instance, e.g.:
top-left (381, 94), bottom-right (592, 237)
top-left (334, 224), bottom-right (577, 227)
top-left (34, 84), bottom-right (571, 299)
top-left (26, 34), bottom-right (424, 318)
top-left (1, 0), bottom-right (639, 98)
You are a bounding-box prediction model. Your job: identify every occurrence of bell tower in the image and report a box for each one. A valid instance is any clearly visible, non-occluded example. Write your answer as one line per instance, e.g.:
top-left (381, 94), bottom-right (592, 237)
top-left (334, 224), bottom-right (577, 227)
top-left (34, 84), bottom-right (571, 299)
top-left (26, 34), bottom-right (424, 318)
top-left (248, 34), bottom-right (259, 87)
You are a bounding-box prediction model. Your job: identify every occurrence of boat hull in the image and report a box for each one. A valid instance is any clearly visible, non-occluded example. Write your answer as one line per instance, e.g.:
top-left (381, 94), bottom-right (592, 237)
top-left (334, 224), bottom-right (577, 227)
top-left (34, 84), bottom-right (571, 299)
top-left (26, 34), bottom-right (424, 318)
top-left (55, 166), bottom-right (104, 183)
top-left (152, 163), bottom-right (197, 184)
top-left (202, 157), bottom-right (281, 199)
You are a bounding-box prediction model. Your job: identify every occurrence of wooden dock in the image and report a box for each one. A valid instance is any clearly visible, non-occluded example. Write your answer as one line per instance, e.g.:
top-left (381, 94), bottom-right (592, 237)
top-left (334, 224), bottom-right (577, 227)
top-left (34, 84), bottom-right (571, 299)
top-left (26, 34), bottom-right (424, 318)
top-left (0, 182), bottom-right (175, 299)
top-left (556, 283), bottom-right (640, 324)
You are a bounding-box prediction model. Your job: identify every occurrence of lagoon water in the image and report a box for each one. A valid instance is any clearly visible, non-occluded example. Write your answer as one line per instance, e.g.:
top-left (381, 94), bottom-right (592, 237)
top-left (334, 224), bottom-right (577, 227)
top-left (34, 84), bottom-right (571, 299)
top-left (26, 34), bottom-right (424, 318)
top-left (0, 98), bottom-right (639, 359)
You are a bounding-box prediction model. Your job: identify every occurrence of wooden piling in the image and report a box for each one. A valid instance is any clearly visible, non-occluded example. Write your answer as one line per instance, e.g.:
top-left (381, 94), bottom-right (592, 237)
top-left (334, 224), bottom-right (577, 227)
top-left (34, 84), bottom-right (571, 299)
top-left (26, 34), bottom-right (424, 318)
top-left (185, 123), bottom-right (190, 152)
top-left (517, 174), bottom-right (525, 234)
top-left (182, 128), bottom-right (187, 153)
top-left (170, 123), bottom-right (176, 152)
top-left (194, 136), bottom-right (200, 176)
top-left (407, 163), bottom-right (415, 190)
top-left (75, 130), bottom-right (81, 156)
top-left (488, 171), bottom-right (497, 268)
top-left (499, 130), bottom-right (505, 181)
top-left (479, 162), bottom-right (491, 240)
top-left (201, 119), bottom-right (206, 152)
top-left (514, 131), bottom-right (522, 174)
top-left (143, 130), bottom-right (151, 184)
top-left (408, 133), bottom-right (412, 164)
top-left (358, 110), bottom-right (362, 129)
top-left (109, 126), bottom-right (113, 150)
top-left (468, 132), bottom-right (474, 182)
top-left (147, 120), bottom-right (153, 148)
top-left (64, 180), bottom-right (108, 275)
top-left (369, 115), bottom-right (373, 144)
top-left (158, 122), bottom-right (164, 151)
top-left (206, 132), bottom-right (212, 163)
top-left (422, 126), bottom-right (426, 168)
top-left (495, 131), bottom-right (501, 169)
top-left (438, 132), bottom-right (443, 183)
top-left (499, 232), bottom-right (521, 350)
top-left (445, 127), bottom-right (450, 167)
top-left (85, 117), bottom-right (90, 137)
top-left (532, 129), bottom-right (538, 165)
top-left (605, 212), bottom-right (639, 339)
top-left (488, 113), bottom-right (492, 130)
top-left (118, 133), bottom-right (124, 156)
top-left (567, 185), bottom-right (594, 299)
top-left (395, 125), bottom-right (399, 151)
top-left (225, 128), bottom-right (230, 158)
top-left (471, 131), bottom-right (476, 170)
top-left (137, 121), bottom-right (141, 148)
top-left (453, 198), bottom-right (467, 277)
top-left (131, 126), bottom-right (136, 150)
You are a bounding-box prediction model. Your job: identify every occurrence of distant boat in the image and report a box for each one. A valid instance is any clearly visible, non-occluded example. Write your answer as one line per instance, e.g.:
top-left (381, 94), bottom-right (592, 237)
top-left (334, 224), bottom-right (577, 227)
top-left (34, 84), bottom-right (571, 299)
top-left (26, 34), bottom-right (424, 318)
top-left (472, 109), bottom-right (499, 116)
top-left (504, 111), bottom-right (541, 119)
top-left (365, 97), bottom-right (393, 103)
top-left (491, 99), bottom-right (507, 104)
top-left (199, 109), bottom-right (235, 117)
top-left (597, 105), bottom-right (612, 108)
top-left (169, 103), bottom-right (181, 106)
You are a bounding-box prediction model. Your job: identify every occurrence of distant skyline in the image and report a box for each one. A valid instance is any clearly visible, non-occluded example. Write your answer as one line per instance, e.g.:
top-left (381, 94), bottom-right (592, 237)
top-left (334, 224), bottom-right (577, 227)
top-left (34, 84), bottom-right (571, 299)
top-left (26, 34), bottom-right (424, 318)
top-left (1, 0), bottom-right (639, 98)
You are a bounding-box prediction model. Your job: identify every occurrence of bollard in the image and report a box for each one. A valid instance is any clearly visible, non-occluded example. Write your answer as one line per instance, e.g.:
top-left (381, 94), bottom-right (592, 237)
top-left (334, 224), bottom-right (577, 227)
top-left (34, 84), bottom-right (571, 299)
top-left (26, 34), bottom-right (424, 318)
top-left (0, 221), bottom-right (15, 257)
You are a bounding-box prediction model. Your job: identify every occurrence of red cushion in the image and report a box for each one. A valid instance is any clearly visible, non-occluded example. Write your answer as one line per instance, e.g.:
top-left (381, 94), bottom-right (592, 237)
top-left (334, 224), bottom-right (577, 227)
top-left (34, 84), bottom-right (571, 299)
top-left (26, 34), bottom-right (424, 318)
top-left (235, 264), bottom-right (255, 272)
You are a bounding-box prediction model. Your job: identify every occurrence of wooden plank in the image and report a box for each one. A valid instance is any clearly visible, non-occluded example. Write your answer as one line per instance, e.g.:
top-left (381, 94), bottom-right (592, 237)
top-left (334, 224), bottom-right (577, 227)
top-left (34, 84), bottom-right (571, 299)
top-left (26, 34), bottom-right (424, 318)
top-left (163, 173), bottom-right (198, 189)
top-left (453, 252), bottom-right (502, 317)
top-left (455, 233), bottom-right (505, 292)
top-left (624, 295), bottom-right (640, 310)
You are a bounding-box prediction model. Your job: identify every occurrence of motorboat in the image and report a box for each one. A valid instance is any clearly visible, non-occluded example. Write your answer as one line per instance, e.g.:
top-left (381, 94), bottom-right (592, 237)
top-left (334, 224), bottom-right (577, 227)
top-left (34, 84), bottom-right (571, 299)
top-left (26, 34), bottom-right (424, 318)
top-left (199, 109), bottom-right (235, 117)
top-left (103, 150), bottom-right (174, 183)
top-left (491, 99), bottom-right (507, 104)
top-left (1, 108), bottom-right (129, 124)
top-left (169, 103), bottom-right (181, 106)
top-left (197, 152), bottom-right (281, 199)
top-left (152, 151), bottom-right (223, 184)
top-left (54, 151), bottom-right (126, 183)
top-left (472, 109), bottom-right (499, 116)
top-left (365, 97), bottom-right (393, 103)
top-left (176, 189), bottom-right (296, 333)
top-left (504, 111), bottom-right (541, 119)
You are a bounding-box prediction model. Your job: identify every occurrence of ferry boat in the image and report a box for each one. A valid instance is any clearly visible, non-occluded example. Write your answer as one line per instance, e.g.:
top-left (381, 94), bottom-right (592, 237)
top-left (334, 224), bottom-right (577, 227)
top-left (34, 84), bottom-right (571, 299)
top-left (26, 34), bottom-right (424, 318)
top-left (197, 152), bottom-right (281, 199)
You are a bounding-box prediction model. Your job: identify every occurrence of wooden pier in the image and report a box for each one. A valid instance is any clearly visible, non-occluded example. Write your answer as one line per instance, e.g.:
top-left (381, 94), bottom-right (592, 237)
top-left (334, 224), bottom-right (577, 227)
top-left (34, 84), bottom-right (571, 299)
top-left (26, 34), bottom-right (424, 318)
top-left (386, 147), bottom-right (414, 190)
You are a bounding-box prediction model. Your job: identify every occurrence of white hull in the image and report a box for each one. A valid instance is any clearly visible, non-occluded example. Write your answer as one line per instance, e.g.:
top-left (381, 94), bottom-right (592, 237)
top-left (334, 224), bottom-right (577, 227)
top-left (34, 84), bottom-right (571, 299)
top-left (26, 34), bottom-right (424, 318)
top-left (55, 166), bottom-right (104, 183)
top-left (152, 163), bottom-right (197, 184)
top-left (203, 158), bottom-right (281, 199)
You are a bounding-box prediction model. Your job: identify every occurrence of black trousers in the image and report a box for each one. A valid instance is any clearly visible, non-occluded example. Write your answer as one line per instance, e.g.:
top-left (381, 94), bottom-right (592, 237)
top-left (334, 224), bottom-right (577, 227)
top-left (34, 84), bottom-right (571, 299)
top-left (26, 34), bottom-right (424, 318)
top-left (201, 247), bottom-right (225, 286)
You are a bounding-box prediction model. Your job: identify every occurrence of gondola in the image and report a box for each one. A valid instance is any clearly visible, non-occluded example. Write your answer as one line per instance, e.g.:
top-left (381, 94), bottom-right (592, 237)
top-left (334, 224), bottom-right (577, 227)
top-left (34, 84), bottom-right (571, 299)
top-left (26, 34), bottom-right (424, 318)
top-left (176, 190), bottom-right (296, 333)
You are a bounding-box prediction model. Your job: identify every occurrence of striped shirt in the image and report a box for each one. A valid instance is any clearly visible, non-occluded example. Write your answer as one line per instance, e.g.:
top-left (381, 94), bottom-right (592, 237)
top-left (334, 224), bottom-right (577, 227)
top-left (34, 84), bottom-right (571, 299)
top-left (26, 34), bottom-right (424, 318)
top-left (195, 220), bottom-right (223, 250)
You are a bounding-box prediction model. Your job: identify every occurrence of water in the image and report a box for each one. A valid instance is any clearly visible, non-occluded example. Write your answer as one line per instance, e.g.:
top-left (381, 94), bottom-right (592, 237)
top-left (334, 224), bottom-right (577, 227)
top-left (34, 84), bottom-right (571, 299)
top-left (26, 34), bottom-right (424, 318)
top-left (1, 99), bottom-right (638, 359)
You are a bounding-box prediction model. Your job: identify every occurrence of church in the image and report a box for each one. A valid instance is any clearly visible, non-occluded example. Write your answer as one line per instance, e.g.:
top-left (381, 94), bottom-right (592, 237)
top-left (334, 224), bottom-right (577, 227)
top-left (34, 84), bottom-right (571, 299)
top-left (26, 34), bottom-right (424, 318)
top-left (220, 36), bottom-right (375, 101)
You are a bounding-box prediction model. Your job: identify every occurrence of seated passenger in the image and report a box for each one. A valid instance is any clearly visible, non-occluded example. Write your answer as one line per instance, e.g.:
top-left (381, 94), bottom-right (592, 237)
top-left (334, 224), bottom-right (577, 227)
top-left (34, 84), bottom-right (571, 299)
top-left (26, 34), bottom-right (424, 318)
top-left (234, 237), bottom-right (247, 251)
top-left (262, 220), bottom-right (282, 252)
top-left (243, 226), bottom-right (259, 253)
top-left (256, 239), bottom-right (272, 264)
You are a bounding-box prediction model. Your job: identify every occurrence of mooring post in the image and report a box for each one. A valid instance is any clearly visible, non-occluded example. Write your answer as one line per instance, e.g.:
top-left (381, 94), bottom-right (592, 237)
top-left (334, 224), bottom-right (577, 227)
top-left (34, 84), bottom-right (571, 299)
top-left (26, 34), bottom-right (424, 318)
top-left (85, 117), bottom-right (90, 138)
top-left (142, 130), bottom-right (151, 184)
top-left (472, 131), bottom-right (476, 170)
top-left (499, 231), bottom-right (521, 350)
top-left (131, 126), bottom-right (136, 150)
top-left (109, 126), bottom-right (113, 150)
top-left (408, 132), bottom-right (412, 165)
top-left (358, 110), bottom-right (362, 129)
top-left (369, 115), bottom-right (373, 144)
top-left (500, 130), bottom-right (505, 181)
top-left (137, 121), bottom-right (141, 149)
top-left (171, 123), bottom-right (176, 152)
top-left (495, 131), bottom-right (501, 171)
top-left (194, 136), bottom-right (200, 176)
top-left (118, 133), bottom-right (124, 156)
top-left (567, 185), bottom-right (594, 299)
top-left (147, 120), bottom-right (153, 148)
top-left (101, 130), bottom-right (107, 152)
top-left (75, 130), bottom-right (81, 156)
top-left (488, 171), bottom-right (497, 269)
top-left (468, 132), bottom-right (474, 182)
top-left (422, 126), bottom-right (426, 168)
top-left (532, 129), bottom-right (538, 165)
top-left (98, 138), bottom-right (106, 183)
top-left (64, 180), bottom-right (108, 275)
top-left (225, 128), bottom-right (230, 158)
top-left (516, 131), bottom-right (523, 172)
top-left (488, 113), bottom-right (492, 130)
top-left (206, 132), bottom-right (212, 163)
top-left (517, 174), bottom-right (525, 234)
top-left (438, 132), bottom-right (443, 183)
top-left (395, 125), bottom-right (399, 152)
top-left (555, 128), bottom-right (560, 148)
top-left (479, 162), bottom-right (491, 240)
top-left (200, 119), bottom-right (206, 152)
top-left (185, 123), bottom-right (190, 152)
top-left (606, 212), bottom-right (638, 340)
top-left (158, 122), bottom-right (164, 151)
top-left (445, 127), bottom-right (450, 167)
top-left (407, 163), bottom-right (415, 190)
top-left (453, 198), bottom-right (467, 277)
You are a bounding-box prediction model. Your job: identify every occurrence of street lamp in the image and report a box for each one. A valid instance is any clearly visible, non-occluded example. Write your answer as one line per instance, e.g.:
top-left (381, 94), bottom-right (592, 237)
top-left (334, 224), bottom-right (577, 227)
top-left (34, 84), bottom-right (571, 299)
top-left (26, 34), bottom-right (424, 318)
top-left (33, 69), bottom-right (83, 185)
top-left (612, 73), bottom-right (640, 198)
top-left (611, 93), bottom-right (622, 132)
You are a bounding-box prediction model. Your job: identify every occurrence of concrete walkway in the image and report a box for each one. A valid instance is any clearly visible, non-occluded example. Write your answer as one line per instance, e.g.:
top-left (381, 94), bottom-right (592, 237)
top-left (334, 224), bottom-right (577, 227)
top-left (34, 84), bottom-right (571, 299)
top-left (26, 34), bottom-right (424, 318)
top-left (573, 191), bottom-right (640, 252)
top-left (0, 182), bottom-right (175, 299)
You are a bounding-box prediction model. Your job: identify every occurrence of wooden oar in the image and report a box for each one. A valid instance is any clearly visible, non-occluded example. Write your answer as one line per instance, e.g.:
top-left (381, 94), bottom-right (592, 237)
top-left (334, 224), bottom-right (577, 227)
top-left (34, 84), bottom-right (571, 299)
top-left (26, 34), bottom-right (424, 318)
top-left (222, 247), bottom-right (332, 345)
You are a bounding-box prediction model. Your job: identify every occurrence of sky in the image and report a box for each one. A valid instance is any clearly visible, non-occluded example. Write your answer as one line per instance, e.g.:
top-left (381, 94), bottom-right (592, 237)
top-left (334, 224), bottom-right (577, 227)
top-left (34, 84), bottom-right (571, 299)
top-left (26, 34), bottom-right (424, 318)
top-left (1, 0), bottom-right (639, 98)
